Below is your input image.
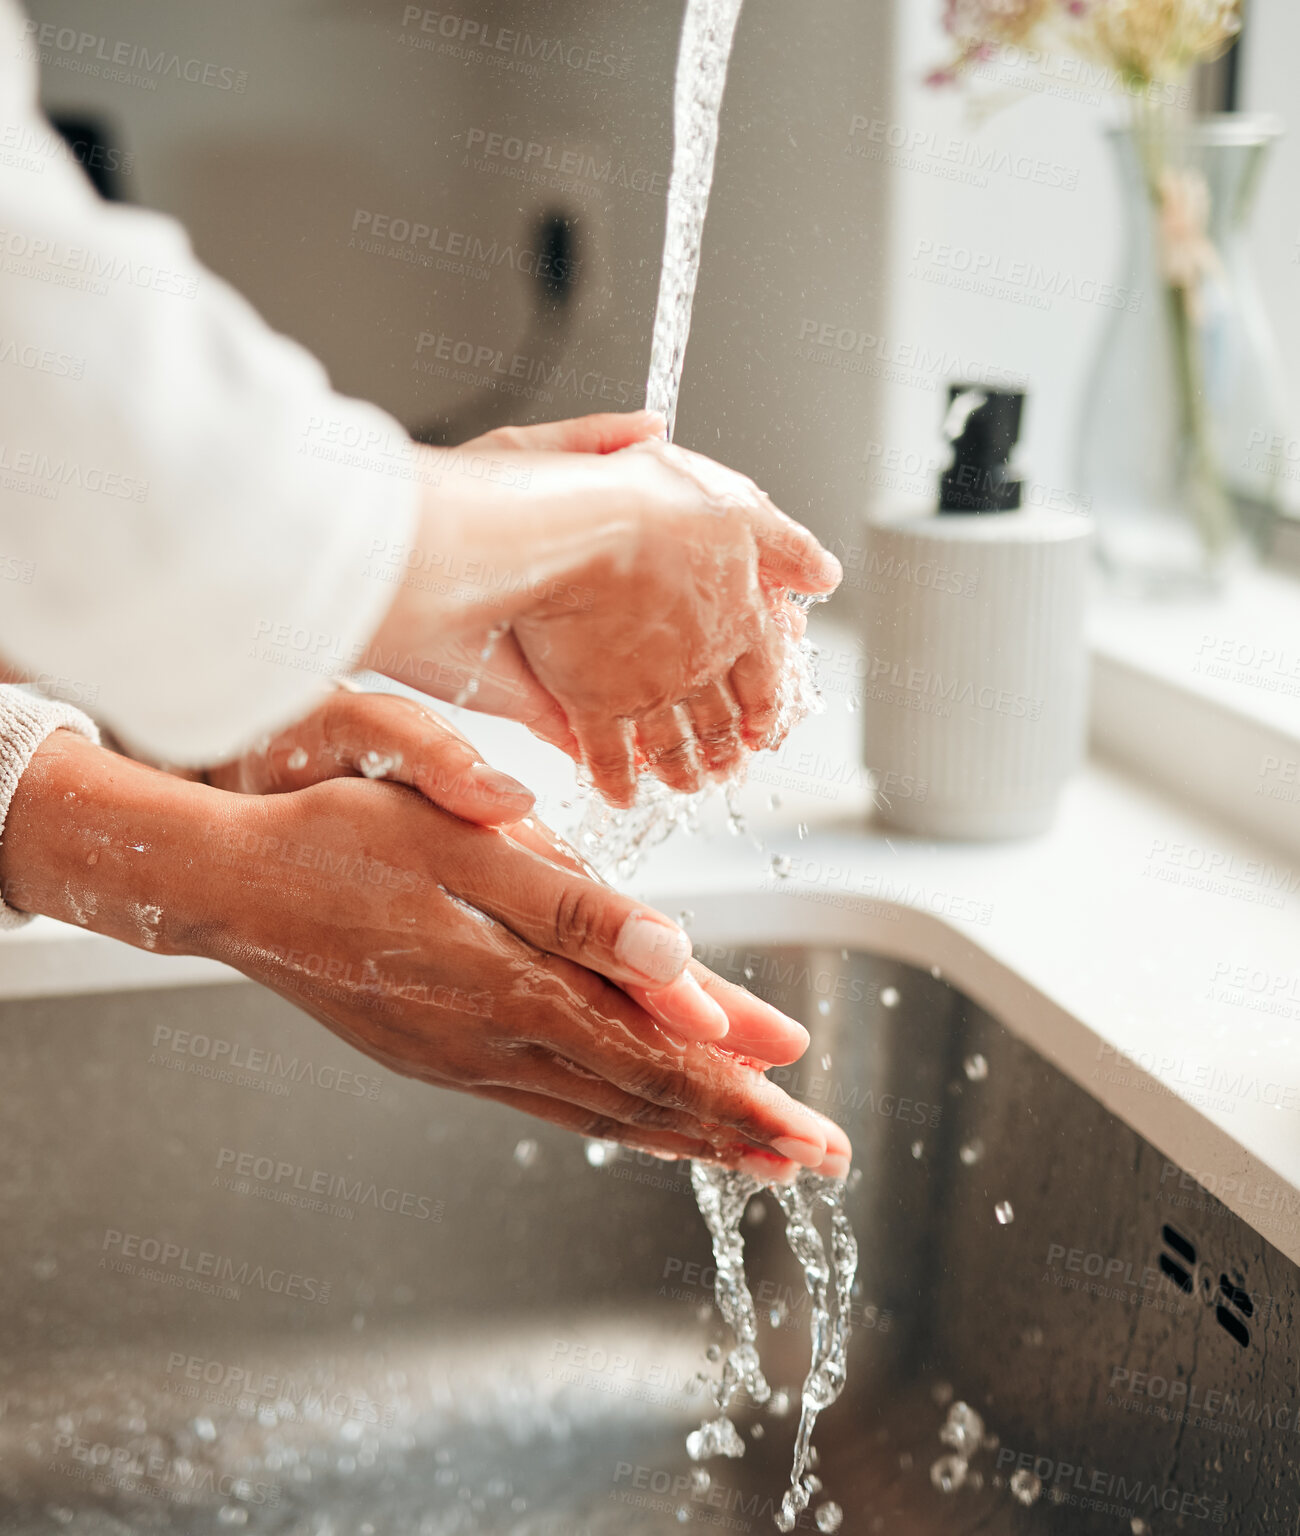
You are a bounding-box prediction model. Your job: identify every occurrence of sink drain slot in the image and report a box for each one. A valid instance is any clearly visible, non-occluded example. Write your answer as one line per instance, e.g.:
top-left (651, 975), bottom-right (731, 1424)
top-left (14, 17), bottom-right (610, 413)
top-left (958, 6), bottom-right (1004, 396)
top-left (1159, 1223), bottom-right (1253, 1349)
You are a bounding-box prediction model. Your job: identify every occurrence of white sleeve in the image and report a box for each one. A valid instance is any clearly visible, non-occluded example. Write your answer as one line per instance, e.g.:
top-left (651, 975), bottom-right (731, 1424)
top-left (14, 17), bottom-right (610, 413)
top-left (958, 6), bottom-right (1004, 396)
top-left (0, 684), bottom-right (99, 927)
top-left (0, 1), bottom-right (418, 765)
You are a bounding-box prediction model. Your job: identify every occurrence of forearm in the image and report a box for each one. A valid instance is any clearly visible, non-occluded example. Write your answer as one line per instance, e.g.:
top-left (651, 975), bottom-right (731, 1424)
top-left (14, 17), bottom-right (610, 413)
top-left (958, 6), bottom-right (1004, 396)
top-left (0, 730), bottom-right (238, 957)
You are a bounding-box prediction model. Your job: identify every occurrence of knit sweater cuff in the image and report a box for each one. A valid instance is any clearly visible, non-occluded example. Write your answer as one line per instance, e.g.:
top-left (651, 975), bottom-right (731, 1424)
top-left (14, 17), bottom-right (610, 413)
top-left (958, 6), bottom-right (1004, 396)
top-left (0, 688), bottom-right (100, 929)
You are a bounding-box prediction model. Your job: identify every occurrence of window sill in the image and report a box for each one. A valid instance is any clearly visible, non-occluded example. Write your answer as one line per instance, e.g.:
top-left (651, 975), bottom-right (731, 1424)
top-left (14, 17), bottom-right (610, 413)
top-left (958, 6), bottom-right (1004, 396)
top-left (1089, 565), bottom-right (1300, 861)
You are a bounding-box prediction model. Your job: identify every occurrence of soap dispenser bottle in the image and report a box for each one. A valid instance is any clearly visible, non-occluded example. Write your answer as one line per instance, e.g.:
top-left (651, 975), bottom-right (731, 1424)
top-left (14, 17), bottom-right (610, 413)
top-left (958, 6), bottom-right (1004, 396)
top-left (859, 386), bottom-right (1091, 840)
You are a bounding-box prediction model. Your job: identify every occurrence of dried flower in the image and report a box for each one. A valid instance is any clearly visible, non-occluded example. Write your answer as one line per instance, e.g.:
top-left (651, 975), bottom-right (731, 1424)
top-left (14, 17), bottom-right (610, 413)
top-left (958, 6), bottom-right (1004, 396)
top-left (927, 0), bottom-right (1059, 84)
top-left (930, 0), bottom-right (1241, 88)
top-left (1156, 166), bottom-right (1222, 317)
top-left (1080, 0), bottom-right (1241, 87)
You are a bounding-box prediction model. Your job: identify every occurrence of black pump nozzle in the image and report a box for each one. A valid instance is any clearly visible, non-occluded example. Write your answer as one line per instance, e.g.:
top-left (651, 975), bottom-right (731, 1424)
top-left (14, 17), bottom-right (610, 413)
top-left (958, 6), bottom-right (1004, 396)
top-left (938, 386), bottom-right (1024, 514)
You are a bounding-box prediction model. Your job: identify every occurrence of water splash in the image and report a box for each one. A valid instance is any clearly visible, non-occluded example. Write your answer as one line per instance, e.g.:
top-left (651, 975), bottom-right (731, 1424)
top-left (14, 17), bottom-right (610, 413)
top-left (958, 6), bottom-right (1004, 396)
top-left (688, 1164), bottom-right (857, 1531)
top-left (686, 1164), bottom-right (771, 1463)
top-left (570, 0), bottom-right (830, 882)
top-left (645, 0), bottom-right (746, 438)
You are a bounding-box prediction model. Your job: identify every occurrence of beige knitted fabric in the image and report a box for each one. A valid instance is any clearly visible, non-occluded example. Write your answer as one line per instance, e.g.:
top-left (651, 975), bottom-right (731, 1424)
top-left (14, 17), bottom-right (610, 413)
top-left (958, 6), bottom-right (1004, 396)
top-left (0, 686), bottom-right (99, 928)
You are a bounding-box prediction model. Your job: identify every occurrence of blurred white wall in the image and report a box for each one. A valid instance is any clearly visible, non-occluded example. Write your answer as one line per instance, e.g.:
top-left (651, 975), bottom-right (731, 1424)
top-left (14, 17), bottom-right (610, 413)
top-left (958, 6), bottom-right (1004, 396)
top-left (1239, 0), bottom-right (1300, 445)
top-left (27, 0), bottom-right (894, 562)
top-left (25, 0), bottom-right (1294, 578)
top-left (873, 6), bottom-right (1118, 524)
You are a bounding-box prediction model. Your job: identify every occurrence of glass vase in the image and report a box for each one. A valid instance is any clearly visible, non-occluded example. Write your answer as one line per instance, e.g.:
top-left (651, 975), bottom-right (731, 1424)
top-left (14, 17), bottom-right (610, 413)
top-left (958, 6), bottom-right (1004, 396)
top-left (1077, 113), bottom-right (1287, 596)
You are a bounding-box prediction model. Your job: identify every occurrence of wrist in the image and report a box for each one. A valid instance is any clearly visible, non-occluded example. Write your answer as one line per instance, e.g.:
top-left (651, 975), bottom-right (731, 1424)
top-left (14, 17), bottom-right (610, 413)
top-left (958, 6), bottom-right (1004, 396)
top-left (0, 730), bottom-right (247, 960)
top-left (365, 448), bottom-right (634, 662)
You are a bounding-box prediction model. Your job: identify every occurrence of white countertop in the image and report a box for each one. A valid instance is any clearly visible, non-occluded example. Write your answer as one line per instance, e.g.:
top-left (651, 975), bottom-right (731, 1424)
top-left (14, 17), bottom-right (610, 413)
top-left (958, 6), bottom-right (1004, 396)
top-left (3, 636), bottom-right (1299, 1264)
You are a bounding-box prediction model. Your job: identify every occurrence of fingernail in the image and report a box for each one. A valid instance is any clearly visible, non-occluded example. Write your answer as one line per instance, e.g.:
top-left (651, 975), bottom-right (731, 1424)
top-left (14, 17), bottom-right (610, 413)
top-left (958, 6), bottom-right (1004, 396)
top-left (646, 970), bottom-right (729, 1039)
top-left (615, 914), bottom-right (692, 986)
top-left (820, 1152), bottom-right (851, 1180)
top-left (641, 409), bottom-right (669, 439)
top-left (737, 1153), bottom-right (799, 1185)
top-left (772, 1136), bottom-right (825, 1169)
top-left (466, 762), bottom-right (535, 812)
top-left (814, 549), bottom-right (842, 586)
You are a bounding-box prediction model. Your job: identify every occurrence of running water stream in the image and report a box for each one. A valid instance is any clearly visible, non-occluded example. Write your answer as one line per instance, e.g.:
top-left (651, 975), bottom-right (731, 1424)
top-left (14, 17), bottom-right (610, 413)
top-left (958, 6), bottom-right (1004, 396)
top-left (583, 2), bottom-right (862, 1527)
top-left (644, 0), bottom-right (745, 437)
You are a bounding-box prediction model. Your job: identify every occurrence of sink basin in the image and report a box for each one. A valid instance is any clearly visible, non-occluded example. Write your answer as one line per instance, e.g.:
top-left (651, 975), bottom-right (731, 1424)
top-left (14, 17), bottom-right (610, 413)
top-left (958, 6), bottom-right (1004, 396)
top-left (0, 932), bottom-right (1289, 1533)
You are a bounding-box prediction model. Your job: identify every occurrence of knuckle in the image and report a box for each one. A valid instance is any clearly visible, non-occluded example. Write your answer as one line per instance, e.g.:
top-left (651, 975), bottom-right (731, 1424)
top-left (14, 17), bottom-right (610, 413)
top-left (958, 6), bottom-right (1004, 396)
top-left (626, 1098), bottom-right (681, 1132)
top-left (576, 1112), bottom-right (623, 1143)
top-left (621, 1058), bottom-right (681, 1107)
top-left (552, 882), bottom-right (608, 955)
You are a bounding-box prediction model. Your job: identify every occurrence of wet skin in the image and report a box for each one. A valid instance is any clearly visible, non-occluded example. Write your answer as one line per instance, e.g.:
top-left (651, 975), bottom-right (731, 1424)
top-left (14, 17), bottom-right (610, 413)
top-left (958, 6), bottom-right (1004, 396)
top-left (1, 725), bottom-right (851, 1180)
top-left (366, 413), bottom-right (841, 807)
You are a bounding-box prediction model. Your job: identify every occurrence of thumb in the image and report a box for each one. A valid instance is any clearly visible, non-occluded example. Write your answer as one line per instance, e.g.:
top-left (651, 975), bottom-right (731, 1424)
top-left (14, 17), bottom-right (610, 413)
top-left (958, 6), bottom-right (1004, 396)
top-left (463, 410), bottom-right (666, 456)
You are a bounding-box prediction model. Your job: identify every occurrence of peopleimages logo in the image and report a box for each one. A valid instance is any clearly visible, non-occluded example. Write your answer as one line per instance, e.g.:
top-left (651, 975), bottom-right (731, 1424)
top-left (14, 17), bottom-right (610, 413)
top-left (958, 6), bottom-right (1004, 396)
top-left (22, 20), bottom-right (248, 93)
top-left (214, 1147), bottom-right (443, 1222)
top-left (101, 1228), bottom-right (331, 1304)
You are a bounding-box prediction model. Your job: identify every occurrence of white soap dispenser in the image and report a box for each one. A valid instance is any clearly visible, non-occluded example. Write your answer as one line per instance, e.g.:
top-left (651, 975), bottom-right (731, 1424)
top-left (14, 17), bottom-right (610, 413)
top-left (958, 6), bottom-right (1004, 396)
top-left (859, 386), bottom-right (1091, 840)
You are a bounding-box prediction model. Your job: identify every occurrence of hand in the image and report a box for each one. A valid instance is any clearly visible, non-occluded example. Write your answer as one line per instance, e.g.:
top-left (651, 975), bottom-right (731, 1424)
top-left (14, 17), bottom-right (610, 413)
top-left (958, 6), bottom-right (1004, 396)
top-left (365, 414), bottom-right (841, 806)
top-left (205, 683), bottom-right (538, 827)
top-left (0, 732), bottom-right (851, 1177)
top-left (203, 685), bottom-right (796, 1050)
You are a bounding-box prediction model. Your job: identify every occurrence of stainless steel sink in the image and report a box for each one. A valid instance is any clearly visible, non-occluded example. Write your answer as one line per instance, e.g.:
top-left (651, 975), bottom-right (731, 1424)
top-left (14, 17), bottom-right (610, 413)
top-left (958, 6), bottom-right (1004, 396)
top-left (0, 941), bottom-right (1291, 1533)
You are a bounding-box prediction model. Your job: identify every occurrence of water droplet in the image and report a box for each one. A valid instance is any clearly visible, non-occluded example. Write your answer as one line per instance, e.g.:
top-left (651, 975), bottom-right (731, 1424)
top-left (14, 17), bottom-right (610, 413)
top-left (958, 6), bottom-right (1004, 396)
top-left (1021, 1325), bottom-right (1044, 1347)
top-left (958, 1139), bottom-right (984, 1167)
top-left (513, 1138), bottom-right (539, 1169)
top-left (847, 1167), bottom-right (863, 1190)
top-left (676, 1506), bottom-right (691, 1524)
top-left (768, 793), bottom-right (782, 810)
top-left (964, 1053), bottom-right (989, 1081)
top-left (745, 1198), bottom-right (766, 1226)
top-left (880, 986), bottom-right (900, 1009)
top-left (286, 747), bottom-right (309, 771)
top-left (1010, 1468), bottom-right (1042, 1506)
top-left (192, 1417), bottom-right (217, 1442)
top-left (815, 1502), bottom-right (844, 1532)
top-left (706, 1344), bottom-right (721, 1362)
top-left (217, 1508), bottom-right (249, 1527)
top-left (911, 1140), bottom-right (924, 1160)
top-left (931, 1382), bottom-right (954, 1407)
top-left (1130, 1520), bottom-right (1151, 1536)
top-left (940, 1401), bottom-right (984, 1455)
top-left (743, 965), bottom-right (757, 981)
top-left (930, 1454), bottom-right (967, 1493)
top-left (85, 849), bottom-right (98, 866)
top-left (583, 1138), bottom-right (619, 1167)
top-left (358, 750), bottom-right (400, 780)
top-left (768, 1388), bottom-right (791, 1417)
top-left (820, 1053), bottom-right (833, 1070)
top-left (817, 999), bottom-right (831, 1016)
top-left (995, 1200), bottom-right (1015, 1225)
top-left (845, 696), bottom-right (858, 712)
top-left (797, 823), bottom-right (809, 840)
top-left (691, 1468), bottom-right (711, 1494)
top-left (750, 1422), bottom-right (765, 1440)
top-left (930, 964), bottom-right (942, 979)
top-left (678, 910), bottom-right (695, 926)
top-left (769, 1299), bottom-right (787, 1328)
top-left (771, 854), bottom-right (792, 879)
top-left (840, 948), bottom-right (849, 960)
